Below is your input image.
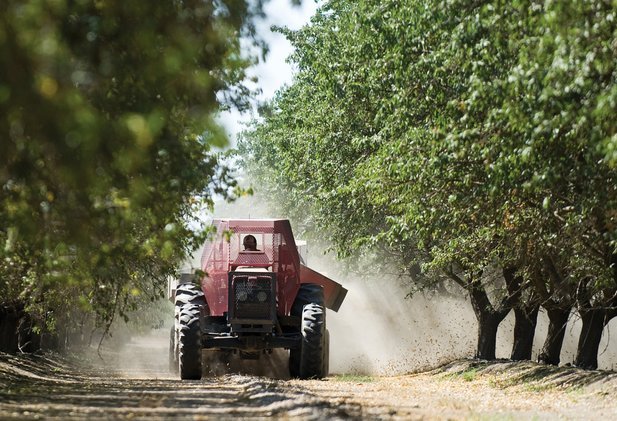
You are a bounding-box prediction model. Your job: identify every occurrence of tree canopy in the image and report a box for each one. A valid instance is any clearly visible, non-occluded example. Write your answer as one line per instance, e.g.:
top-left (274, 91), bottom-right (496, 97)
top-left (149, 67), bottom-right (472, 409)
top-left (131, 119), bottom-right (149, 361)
top-left (240, 0), bottom-right (617, 366)
top-left (0, 0), bottom-right (264, 337)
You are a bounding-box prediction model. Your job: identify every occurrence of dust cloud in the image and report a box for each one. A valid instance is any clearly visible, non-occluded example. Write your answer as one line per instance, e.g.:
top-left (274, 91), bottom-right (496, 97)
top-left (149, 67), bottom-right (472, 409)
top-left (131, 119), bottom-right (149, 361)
top-left (330, 287), bottom-right (478, 375)
top-left (304, 251), bottom-right (475, 375)
top-left (84, 318), bottom-right (174, 379)
top-left (110, 328), bottom-right (173, 378)
top-left (317, 250), bottom-right (617, 373)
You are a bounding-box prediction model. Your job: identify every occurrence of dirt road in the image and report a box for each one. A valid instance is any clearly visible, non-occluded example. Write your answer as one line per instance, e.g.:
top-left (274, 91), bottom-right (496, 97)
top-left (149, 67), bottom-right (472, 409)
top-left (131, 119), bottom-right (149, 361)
top-left (2, 334), bottom-right (617, 420)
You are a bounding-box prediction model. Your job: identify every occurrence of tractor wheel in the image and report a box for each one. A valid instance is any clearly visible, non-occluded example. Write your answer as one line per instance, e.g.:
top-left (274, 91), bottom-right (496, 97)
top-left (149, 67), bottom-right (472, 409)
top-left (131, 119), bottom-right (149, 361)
top-left (298, 302), bottom-right (326, 379)
top-left (289, 284), bottom-right (326, 379)
top-left (169, 325), bottom-right (178, 374)
top-left (178, 303), bottom-right (202, 380)
top-left (174, 281), bottom-right (206, 379)
top-left (175, 282), bottom-right (204, 306)
top-left (289, 284), bottom-right (323, 378)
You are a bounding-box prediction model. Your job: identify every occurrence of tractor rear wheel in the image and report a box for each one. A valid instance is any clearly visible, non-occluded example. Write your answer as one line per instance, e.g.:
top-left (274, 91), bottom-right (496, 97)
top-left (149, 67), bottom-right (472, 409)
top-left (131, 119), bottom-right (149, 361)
top-left (289, 284), bottom-right (326, 379)
top-left (178, 303), bottom-right (202, 380)
top-left (298, 302), bottom-right (326, 379)
top-left (174, 282), bottom-right (205, 379)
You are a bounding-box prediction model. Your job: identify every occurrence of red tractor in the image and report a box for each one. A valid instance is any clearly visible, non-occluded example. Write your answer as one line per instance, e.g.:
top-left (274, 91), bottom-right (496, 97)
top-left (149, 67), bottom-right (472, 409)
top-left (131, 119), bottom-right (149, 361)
top-left (168, 219), bottom-right (347, 380)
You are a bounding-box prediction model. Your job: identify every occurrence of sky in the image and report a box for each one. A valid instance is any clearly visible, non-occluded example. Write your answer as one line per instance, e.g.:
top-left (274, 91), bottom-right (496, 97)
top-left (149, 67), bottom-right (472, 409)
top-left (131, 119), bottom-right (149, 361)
top-left (218, 0), bottom-right (320, 145)
top-left (191, 1), bottom-right (321, 237)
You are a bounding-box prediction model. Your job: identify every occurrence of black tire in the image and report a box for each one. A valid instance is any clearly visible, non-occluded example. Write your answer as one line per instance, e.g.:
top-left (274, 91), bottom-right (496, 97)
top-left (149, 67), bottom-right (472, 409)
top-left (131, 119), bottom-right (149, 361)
top-left (169, 325), bottom-right (178, 374)
top-left (299, 302), bottom-right (326, 379)
top-left (178, 303), bottom-right (202, 380)
top-left (174, 282), bottom-right (206, 379)
top-left (175, 282), bottom-right (204, 306)
top-left (289, 284), bottom-right (323, 378)
top-left (289, 284), bottom-right (326, 379)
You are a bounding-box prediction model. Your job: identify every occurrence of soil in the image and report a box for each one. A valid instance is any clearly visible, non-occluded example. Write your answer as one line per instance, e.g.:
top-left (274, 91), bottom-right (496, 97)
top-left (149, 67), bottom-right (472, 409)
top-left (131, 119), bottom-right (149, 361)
top-left (2, 335), bottom-right (617, 420)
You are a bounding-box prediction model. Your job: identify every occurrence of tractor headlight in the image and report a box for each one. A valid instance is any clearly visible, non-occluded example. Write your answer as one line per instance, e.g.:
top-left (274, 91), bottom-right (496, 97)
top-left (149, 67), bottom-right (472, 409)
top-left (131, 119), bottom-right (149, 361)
top-left (237, 290), bottom-right (248, 301)
top-left (256, 291), bottom-right (268, 302)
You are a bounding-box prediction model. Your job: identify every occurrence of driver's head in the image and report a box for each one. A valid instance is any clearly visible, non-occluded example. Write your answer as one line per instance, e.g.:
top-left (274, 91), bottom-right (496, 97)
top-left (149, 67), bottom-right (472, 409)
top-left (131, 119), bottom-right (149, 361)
top-left (243, 235), bottom-right (257, 251)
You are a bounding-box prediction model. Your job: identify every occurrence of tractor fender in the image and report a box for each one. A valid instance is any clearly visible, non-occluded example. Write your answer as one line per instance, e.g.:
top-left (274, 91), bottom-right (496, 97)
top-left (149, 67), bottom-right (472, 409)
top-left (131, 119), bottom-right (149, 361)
top-left (299, 264), bottom-right (347, 312)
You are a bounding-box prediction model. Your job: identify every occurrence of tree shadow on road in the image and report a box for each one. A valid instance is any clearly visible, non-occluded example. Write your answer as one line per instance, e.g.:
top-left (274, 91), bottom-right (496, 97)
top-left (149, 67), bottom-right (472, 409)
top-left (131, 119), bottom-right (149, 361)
top-left (433, 358), bottom-right (617, 392)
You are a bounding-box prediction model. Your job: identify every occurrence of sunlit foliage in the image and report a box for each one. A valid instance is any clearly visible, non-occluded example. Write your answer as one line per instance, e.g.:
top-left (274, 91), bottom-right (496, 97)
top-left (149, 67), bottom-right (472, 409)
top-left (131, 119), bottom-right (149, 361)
top-left (241, 0), bottom-right (617, 360)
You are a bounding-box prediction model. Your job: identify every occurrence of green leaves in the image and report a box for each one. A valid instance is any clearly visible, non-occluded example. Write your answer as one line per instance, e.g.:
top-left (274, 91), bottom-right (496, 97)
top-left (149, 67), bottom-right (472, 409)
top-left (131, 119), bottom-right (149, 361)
top-left (1, 0), bottom-right (265, 333)
top-left (241, 0), bottom-right (617, 308)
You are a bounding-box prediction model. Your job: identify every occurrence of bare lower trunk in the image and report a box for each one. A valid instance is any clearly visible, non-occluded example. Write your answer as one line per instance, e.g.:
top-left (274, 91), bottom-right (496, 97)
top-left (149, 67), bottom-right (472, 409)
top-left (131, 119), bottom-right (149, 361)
top-left (0, 305), bottom-right (21, 353)
top-left (446, 268), bottom-right (512, 361)
top-left (574, 308), bottom-right (605, 370)
top-left (469, 282), bottom-right (510, 360)
top-left (537, 306), bottom-right (570, 366)
top-left (511, 305), bottom-right (539, 361)
top-left (17, 313), bottom-right (41, 353)
top-left (476, 313), bottom-right (502, 360)
top-left (502, 266), bottom-right (538, 361)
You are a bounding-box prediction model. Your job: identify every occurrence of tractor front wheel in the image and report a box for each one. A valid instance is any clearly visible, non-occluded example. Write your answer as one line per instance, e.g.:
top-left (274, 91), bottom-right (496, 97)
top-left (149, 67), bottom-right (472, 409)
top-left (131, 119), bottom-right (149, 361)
top-left (298, 302), bottom-right (326, 379)
top-left (178, 303), bottom-right (202, 380)
top-left (289, 284), bottom-right (327, 379)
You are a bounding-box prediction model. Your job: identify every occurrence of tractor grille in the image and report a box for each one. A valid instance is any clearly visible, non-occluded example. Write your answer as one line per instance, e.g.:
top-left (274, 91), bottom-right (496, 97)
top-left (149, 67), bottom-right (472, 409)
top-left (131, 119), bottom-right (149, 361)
top-left (230, 275), bottom-right (275, 321)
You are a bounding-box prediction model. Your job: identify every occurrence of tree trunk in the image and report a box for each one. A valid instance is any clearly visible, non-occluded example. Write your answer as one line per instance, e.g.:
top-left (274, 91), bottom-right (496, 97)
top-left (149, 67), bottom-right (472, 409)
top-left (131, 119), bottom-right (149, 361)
top-left (574, 308), bottom-right (605, 369)
top-left (446, 268), bottom-right (512, 361)
top-left (502, 266), bottom-right (539, 361)
top-left (17, 313), bottom-right (41, 353)
top-left (468, 280), bottom-right (511, 360)
top-left (476, 312), bottom-right (502, 360)
top-left (0, 305), bottom-right (21, 353)
top-left (511, 304), bottom-right (539, 360)
top-left (537, 306), bottom-right (570, 366)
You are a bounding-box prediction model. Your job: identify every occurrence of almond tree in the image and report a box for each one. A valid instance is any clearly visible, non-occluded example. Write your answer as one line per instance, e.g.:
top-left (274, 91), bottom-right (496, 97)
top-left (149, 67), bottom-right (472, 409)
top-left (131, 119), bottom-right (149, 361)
top-left (0, 0), bottom-right (264, 351)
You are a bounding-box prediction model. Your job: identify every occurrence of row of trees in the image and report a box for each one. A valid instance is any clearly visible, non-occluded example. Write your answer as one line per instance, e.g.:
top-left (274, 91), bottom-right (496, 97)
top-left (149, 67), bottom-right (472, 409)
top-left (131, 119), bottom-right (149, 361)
top-left (0, 1), bottom-right (266, 352)
top-left (240, 0), bottom-right (617, 369)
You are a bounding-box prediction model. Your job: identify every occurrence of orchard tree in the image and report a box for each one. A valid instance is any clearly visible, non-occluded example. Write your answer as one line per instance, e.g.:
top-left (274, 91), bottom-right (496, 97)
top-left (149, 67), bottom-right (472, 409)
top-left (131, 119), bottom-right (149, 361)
top-left (242, 0), bottom-right (535, 360)
top-left (0, 0), bottom-right (266, 351)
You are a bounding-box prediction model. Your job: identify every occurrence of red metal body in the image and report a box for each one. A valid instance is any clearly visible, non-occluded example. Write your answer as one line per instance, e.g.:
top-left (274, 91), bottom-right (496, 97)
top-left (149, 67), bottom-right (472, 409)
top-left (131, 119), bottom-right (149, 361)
top-left (200, 219), bottom-right (301, 317)
top-left (200, 219), bottom-right (347, 316)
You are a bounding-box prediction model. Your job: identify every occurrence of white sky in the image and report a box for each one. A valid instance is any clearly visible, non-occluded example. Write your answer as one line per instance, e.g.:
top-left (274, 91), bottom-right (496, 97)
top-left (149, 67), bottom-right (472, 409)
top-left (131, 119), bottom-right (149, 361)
top-left (218, 0), bottom-right (320, 145)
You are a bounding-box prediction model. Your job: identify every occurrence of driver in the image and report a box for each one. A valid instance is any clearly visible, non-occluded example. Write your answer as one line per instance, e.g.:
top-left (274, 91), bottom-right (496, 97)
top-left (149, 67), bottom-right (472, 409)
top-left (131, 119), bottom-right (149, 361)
top-left (243, 235), bottom-right (258, 251)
